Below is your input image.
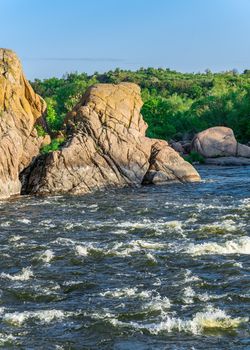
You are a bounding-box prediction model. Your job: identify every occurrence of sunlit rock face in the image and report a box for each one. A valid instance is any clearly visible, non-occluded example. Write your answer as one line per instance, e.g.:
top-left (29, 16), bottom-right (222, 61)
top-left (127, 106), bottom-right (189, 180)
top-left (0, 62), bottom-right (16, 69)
top-left (0, 49), bottom-right (47, 199)
top-left (191, 126), bottom-right (250, 158)
top-left (23, 82), bottom-right (200, 196)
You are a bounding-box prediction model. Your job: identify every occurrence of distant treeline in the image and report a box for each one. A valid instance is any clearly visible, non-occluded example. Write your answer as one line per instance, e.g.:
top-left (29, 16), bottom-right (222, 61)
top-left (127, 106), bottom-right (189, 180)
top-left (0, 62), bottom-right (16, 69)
top-left (31, 67), bottom-right (250, 143)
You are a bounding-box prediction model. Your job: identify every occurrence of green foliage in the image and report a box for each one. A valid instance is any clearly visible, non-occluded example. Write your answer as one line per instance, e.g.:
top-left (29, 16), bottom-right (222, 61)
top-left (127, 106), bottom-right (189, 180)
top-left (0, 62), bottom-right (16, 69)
top-left (35, 124), bottom-right (46, 137)
top-left (45, 98), bottom-right (64, 132)
top-left (184, 151), bottom-right (205, 164)
top-left (142, 94), bottom-right (193, 140)
top-left (31, 68), bottom-right (250, 143)
top-left (40, 137), bottom-right (65, 154)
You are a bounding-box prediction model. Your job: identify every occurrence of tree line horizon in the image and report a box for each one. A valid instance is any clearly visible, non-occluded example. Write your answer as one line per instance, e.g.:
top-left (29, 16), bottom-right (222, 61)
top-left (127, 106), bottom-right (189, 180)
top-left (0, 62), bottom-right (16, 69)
top-left (31, 67), bottom-right (250, 144)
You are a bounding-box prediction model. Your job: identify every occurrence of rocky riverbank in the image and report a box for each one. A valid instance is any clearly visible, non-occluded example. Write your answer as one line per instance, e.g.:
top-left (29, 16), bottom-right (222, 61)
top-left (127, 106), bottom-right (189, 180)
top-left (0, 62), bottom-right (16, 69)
top-left (171, 126), bottom-right (250, 166)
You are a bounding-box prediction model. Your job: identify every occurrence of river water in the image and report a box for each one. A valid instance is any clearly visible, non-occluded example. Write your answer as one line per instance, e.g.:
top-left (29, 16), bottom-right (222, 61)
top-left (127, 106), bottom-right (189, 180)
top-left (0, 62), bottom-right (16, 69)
top-left (0, 166), bottom-right (249, 349)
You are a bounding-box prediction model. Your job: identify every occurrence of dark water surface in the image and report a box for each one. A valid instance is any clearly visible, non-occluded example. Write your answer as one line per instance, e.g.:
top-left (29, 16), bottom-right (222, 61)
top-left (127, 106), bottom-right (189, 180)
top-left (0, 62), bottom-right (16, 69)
top-left (0, 166), bottom-right (249, 349)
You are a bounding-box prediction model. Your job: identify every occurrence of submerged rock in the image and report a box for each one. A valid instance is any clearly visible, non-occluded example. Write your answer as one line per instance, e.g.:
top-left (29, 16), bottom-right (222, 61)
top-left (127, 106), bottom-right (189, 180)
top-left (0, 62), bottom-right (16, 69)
top-left (23, 83), bottom-right (200, 195)
top-left (0, 49), bottom-right (49, 199)
top-left (191, 126), bottom-right (250, 158)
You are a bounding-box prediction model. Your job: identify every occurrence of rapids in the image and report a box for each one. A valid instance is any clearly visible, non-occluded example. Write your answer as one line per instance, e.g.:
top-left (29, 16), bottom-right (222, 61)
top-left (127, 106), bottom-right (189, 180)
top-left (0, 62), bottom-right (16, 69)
top-left (0, 166), bottom-right (249, 349)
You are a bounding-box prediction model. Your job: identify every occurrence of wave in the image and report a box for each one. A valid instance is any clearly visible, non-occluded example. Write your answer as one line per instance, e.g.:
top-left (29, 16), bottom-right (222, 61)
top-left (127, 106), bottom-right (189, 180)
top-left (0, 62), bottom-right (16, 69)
top-left (100, 287), bottom-right (152, 299)
top-left (182, 286), bottom-right (196, 304)
top-left (73, 239), bottom-right (167, 258)
top-left (52, 237), bottom-right (77, 246)
top-left (0, 267), bottom-right (33, 281)
top-left (110, 306), bottom-right (248, 335)
top-left (75, 245), bottom-right (89, 256)
top-left (181, 287), bottom-right (230, 304)
top-left (186, 236), bottom-right (250, 256)
top-left (39, 219), bottom-right (57, 228)
top-left (52, 218), bottom-right (183, 237)
top-left (142, 295), bottom-right (171, 312)
top-left (183, 269), bottom-right (200, 283)
top-left (0, 333), bottom-right (15, 345)
top-left (109, 239), bottom-right (167, 257)
top-left (198, 220), bottom-right (245, 234)
top-left (100, 288), bottom-right (171, 314)
top-left (3, 309), bottom-right (72, 326)
top-left (17, 218), bottom-right (31, 224)
top-left (115, 219), bottom-right (183, 234)
top-left (38, 249), bottom-right (54, 263)
top-left (239, 198), bottom-right (250, 209)
top-left (0, 221), bottom-right (11, 227)
top-left (9, 235), bottom-right (23, 242)
top-left (145, 252), bottom-right (157, 263)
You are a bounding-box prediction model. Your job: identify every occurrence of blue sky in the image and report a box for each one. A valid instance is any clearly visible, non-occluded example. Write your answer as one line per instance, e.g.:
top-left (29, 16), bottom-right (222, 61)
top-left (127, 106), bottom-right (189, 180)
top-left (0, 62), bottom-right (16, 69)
top-left (1, 0), bottom-right (250, 79)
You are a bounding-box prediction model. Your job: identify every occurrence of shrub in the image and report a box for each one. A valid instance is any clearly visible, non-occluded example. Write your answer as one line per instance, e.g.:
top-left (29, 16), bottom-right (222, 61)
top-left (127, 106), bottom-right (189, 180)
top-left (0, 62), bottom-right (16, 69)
top-left (40, 137), bottom-right (65, 154)
top-left (184, 151), bottom-right (205, 164)
top-left (45, 98), bottom-right (64, 132)
top-left (35, 124), bottom-right (46, 137)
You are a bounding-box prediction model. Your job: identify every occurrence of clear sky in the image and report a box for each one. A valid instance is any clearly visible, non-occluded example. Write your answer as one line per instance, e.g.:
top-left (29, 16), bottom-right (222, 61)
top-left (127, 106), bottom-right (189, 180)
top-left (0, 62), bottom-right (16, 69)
top-left (1, 0), bottom-right (250, 79)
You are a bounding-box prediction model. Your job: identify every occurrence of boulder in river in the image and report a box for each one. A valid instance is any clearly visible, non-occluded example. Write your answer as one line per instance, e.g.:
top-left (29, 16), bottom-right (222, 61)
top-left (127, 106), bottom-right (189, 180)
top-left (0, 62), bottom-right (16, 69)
top-left (22, 83), bottom-right (200, 195)
top-left (191, 126), bottom-right (250, 158)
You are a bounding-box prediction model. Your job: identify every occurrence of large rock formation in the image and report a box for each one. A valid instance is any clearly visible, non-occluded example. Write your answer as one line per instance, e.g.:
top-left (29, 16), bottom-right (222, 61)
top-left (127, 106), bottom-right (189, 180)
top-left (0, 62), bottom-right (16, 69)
top-left (23, 83), bottom-right (200, 195)
top-left (0, 49), bottom-right (48, 199)
top-left (191, 126), bottom-right (250, 158)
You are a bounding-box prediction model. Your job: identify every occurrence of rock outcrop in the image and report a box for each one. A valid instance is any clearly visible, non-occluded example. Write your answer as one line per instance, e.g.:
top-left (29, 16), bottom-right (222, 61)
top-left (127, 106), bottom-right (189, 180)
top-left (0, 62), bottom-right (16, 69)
top-left (143, 140), bottom-right (200, 184)
top-left (0, 49), bottom-right (48, 199)
top-left (23, 83), bottom-right (200, 195)
top-left (191, 126), bottom-right (250, 158)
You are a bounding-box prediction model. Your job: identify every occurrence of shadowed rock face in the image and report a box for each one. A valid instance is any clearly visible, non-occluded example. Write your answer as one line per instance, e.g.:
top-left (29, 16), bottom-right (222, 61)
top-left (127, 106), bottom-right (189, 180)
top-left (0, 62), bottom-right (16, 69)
top-left (23, 83), bottom-right (200, 196)
top-left (191, 126), bottom-right (250, 158)
top-left (0, 49), bottom-right (48, 199)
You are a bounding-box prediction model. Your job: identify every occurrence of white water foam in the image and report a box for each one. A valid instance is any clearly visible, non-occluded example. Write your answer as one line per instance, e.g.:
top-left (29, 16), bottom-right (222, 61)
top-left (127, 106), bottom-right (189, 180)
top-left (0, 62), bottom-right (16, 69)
top-left (116, 206), bottom-right (125, 212)
top-left (9, 235), bottom-right (23, 242)
top-left (142, 295), bottom-right (171, 312)
top-left (182, 286), bottom-right (196, 304)
top-left (0, 267), bottom-right (33, 281)
top-left (115, 219), bottom-right (183, 235)
top-left (74, 239), bottom-right (167, 258)
top-left (17, 218), bottom-right (31, 224)
top-left (186, 236), bottom-right (250, 256)
top-left (106, 239), bottom-right (167, 257)
top-left (199, 220), bottom-right (245, 234)
top-left (183, 269), bottom-right (200, 283)
top-left (3, 309), bottom-right (69, 326)
top-left (38, 250), bottom-right (54, 263)
top-left (110, 306), bottom-right (248, 335)
top-left (146, 252), bottom-right (157, 263)
top-left (100, 287), bottom-right (152, 299)
top-left (0, 333), bottom-right (15, 345)
top-left (75, 245), bottom-right (89, 256)
top-left (0, 221), bottom-right (11, 227)
top-left (53, 237), bottom-right (78, 246)
top-left (239, 198), bottom-right (250, 209)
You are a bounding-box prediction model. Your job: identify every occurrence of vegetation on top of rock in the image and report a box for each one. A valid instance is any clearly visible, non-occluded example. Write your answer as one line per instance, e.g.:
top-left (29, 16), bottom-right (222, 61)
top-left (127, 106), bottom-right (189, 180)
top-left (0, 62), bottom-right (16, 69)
top-left (40, 137), bottom-right (65, 154)
top-left (35, 124), bottom-right (47, 137)
top-left (31, 68), bottom-right (250, 143)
